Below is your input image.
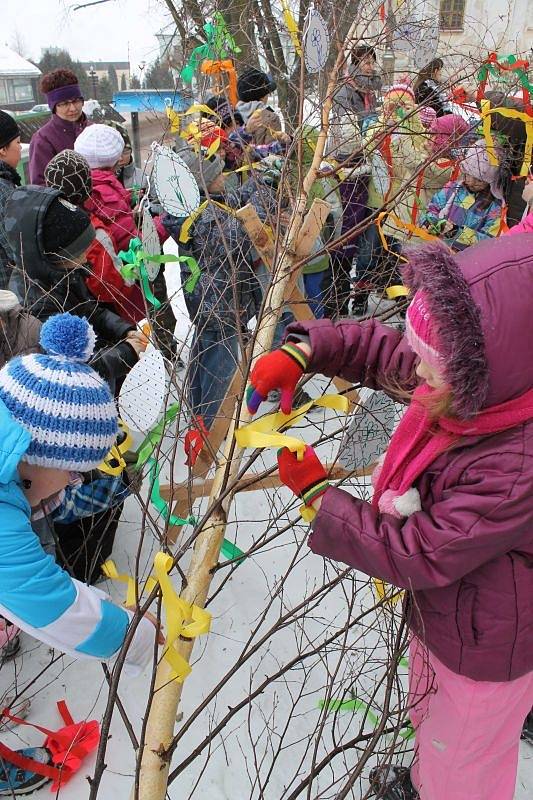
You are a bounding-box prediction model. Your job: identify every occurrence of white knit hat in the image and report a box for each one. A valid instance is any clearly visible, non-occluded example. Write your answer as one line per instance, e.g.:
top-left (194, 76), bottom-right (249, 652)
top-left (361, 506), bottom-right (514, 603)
top-left (0, 290), bottom-right (19, 313)
top-left (74, 124), bottom-right (124, 169)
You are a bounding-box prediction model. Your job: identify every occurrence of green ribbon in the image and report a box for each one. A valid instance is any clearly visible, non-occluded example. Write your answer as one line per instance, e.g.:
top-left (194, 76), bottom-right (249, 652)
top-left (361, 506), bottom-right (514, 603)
top-left (477, 54), bottom-right (533, 96)
top-left (134, 404), bottom-right (246, 557)
top-left (118, 237), bottom-right (202, 301)
top-left (318, 696), bottom-right (414, 740)
top-left (135, 403), bottom-right (181, 469)
top-left (220, 538), bottom-right (245, 563)
top-left (135, 404), bottom-right (195, 527)
top-left (180, 12), bottom-right (241, 84)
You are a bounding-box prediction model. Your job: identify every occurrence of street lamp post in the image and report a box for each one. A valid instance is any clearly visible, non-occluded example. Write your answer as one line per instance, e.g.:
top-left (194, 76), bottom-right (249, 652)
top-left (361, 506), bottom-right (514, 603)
top-left (89, 65), bottom-right (98, 100)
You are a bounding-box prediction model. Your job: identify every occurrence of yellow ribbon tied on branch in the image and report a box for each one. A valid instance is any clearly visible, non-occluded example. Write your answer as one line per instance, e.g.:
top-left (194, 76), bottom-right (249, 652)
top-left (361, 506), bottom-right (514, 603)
top-left (480, 100), bottom-right (533, 176)
top-left (281, 0), bottom-right (302, 56)
top-left (235, 394), bottom-right (349, 522)
top-left (102, 552), bottom-right (211, 682)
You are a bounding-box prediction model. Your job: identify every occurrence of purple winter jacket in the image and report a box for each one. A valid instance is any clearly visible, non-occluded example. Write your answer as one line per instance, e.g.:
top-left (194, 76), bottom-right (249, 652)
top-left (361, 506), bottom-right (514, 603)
top-left (286, 233), bottom-right (533, 682)
top-left (29, 113), bottom-right (90, 185)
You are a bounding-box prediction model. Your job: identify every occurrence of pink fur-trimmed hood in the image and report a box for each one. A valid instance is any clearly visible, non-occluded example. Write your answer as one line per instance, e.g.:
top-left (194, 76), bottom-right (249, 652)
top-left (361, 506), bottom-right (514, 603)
top-left (403, 234), bottom-right (533, 417)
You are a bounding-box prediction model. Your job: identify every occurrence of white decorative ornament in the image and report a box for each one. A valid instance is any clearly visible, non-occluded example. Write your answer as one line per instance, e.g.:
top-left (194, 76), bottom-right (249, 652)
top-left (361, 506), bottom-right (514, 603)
top-left (303, 9), bottom-right (330, 74)
top-left (412, 21), bottom-right (439, 70)
top-left (141, 210), bottom-right (161, 280)
top-left (118, 347), bottom-right (167, 432)
top-left (152, 144), bottom-right (201, 218)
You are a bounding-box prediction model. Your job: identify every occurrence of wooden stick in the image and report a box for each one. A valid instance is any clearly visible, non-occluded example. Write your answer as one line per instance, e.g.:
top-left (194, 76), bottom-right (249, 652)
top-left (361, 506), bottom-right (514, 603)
top-left (136, 54), bottom-right (345, 800)
top-left (160, 462), bottom-right (374, 509)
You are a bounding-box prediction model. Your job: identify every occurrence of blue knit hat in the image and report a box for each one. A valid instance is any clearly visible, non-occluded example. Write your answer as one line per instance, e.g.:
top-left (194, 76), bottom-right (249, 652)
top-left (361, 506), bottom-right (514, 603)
top-left (0, 313), bottom-right (118, 470)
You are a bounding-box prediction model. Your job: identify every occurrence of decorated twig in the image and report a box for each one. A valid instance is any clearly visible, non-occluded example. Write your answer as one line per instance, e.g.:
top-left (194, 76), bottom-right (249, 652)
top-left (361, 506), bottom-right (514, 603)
top-left (133, 49), bottom-right (346, 800)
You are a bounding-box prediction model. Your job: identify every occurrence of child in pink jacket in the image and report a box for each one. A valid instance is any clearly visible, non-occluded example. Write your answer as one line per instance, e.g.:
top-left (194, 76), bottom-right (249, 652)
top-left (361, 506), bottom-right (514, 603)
top-left (247, 234), bottom-right (533, 800)
top-left (74, 124), bottom-right (168, 251)
top-left (74, 124), bottom-right (176, 358)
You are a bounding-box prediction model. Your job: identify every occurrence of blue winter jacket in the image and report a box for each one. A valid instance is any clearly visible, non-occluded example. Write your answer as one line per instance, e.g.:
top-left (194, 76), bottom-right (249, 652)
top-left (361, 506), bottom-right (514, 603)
top-left (0, 399), bottom-right (154, 671)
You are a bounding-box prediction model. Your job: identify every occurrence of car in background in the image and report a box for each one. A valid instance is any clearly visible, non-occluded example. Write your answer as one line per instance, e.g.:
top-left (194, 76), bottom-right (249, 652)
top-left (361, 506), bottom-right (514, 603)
top-left (29, 103), bottom-right (50, 114)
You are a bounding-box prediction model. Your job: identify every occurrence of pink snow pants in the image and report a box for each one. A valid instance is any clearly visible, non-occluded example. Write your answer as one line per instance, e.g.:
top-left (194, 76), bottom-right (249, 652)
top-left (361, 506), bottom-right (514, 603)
top-left (408, 638), bottom-right (533, 800)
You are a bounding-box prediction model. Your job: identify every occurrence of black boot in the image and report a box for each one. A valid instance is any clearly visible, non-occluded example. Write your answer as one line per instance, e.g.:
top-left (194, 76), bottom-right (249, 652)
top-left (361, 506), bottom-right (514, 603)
top-left (521, 710), bottom-right (533, 745)
top-left (369, 764), bottom-right (419, 799)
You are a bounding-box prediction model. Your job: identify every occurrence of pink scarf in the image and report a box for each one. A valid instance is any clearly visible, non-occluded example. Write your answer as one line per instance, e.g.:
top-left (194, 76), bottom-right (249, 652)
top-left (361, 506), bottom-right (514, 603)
top-left (373, 384), bottom-right (533, 516)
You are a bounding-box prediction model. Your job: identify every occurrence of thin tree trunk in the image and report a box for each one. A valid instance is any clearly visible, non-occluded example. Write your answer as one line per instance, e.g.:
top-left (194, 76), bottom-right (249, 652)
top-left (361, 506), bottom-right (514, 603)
top-left (134, 51), bottom-right (345, 800)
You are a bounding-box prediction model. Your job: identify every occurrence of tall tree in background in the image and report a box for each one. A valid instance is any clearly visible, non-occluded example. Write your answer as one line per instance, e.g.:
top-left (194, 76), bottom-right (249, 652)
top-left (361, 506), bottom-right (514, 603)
top-left (38, 49), bottom-right (92, 100)
top-left (143, 57), bottom-right (175, 89)
top-left (120, 72), bottom-right (128, 90)
top-left (130, 74), bottom-right (142, 89)
top-left (108, 64), bottom-right (119, 93)
top-left (97, 77), bottom-right (113, 102)
top-left (157, 0), bottom-right (356, 126)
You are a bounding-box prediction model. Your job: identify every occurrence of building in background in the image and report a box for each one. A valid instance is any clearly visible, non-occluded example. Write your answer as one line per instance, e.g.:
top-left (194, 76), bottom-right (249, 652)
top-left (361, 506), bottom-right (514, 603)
top-left (0, 46), bottom-right (41, 112)
top-left (80, 61), bottom-right (130, 89)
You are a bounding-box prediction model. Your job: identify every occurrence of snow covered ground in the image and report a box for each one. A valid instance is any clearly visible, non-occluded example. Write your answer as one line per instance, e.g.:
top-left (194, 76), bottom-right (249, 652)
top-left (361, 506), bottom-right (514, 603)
top-left (1, 253), bottom-right (532, 799)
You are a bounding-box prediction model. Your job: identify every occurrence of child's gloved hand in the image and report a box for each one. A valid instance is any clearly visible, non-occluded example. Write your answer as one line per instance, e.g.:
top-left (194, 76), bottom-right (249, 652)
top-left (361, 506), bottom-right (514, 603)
top-left (277, 445), bottom-right (329, 508)
top-left (247, 343), bottom-right (310, 415)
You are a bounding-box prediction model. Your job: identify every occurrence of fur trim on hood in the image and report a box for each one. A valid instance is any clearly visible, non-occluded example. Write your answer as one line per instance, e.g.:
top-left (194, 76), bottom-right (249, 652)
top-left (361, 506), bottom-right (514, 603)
top-left (402, 242), bottom-right (490, 419)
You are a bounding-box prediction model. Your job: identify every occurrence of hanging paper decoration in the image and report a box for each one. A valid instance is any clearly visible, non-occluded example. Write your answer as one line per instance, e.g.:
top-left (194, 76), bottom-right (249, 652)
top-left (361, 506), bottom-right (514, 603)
top-left (152, 144), bottom-right (201, 218)
top-left (118, 347), bottom-right (167, 433)
top-left (180, 13), bottom-right (241, 85)
top-left (391, 15), bottom-right (438, 68)
top-left (338, 390), bottom-right (401, 471)
top-left (141, 211), bottom-right (162, 280)
top-left (282, 0), bottom-right (302, 58)
top-left (302, 8), bottom-right (329, 73)
top-left (412, 21), bottom-right (439, 70)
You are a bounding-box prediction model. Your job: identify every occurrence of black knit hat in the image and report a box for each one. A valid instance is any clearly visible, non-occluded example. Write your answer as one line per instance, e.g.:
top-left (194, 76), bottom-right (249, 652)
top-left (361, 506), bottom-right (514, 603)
top-left (237, 69), bottom-right (276, 103)
top-left (0, 111), bottom-right (20, 150)
top-left (42, 197), bottom-right (95, 260)
top-left (44, 150), bottom-right (93, 207)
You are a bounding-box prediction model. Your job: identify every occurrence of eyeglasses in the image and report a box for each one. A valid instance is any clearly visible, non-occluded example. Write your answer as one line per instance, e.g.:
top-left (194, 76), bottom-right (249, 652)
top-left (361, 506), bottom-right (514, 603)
top-left (55, 98), bottom-right (84, 110)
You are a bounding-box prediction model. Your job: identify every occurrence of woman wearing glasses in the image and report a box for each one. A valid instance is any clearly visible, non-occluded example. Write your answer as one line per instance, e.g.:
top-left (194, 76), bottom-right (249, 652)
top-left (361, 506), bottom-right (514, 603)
top-left (29, 69), bottom-right (90, 185)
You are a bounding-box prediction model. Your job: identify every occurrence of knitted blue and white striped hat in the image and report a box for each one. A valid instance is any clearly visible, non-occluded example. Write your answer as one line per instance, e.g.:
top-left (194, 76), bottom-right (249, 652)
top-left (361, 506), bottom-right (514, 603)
top-left (0, 313), bottom-right (118, 471)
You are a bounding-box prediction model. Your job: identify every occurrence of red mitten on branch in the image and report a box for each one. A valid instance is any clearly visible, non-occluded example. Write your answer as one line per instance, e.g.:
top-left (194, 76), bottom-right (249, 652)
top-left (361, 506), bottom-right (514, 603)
top-left (247, 343), bottom-right (309, 415)
top-left (277, 446), bottom-right (329, 508)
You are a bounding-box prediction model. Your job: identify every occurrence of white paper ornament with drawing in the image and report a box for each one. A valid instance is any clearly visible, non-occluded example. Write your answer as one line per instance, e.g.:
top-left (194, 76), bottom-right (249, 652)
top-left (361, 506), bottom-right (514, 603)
top-left (118, 346), bottom-right (167, 432)
top-left (412, 21), bottom-right (439, 70)
top-left (141, 210), bottom-right (162, 280)
top-left (303, 9), bottom-right (330, 73)
top-left (152, 145), bottom-right (201, 218)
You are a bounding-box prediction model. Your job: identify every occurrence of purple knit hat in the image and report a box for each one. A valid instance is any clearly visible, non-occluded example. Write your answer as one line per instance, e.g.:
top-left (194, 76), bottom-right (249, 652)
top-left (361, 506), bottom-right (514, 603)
top-left (429, 114), bottom-right (470, 156)
top-left (402, 243), bottom-right (490, 419)
top-left (460, 139), bottom-right (504, 201)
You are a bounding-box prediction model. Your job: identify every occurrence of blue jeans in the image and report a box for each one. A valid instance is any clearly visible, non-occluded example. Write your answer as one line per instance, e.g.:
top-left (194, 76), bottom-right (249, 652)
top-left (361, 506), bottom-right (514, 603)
top-left (189, 325), bottom-right (240, 429)
top-left (304, 270), bottom-right (330, 319)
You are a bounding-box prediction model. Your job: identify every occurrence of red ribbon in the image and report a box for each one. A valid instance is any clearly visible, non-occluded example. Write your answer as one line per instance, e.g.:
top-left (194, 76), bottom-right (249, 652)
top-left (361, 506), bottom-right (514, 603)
top-left (0, 701), bottom-right (100, 791)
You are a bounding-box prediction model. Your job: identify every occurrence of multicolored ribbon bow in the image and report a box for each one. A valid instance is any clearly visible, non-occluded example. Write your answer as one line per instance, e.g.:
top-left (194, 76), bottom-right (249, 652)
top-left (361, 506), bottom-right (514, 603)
top-left (477, 52), bottom-right (533, 117)
top-left (181, 13), bottom-right (241, 84)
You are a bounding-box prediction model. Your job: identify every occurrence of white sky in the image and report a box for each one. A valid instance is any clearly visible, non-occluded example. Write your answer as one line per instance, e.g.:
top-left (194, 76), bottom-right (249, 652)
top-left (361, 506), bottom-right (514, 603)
top-left (3, 0), bottom-right (170, 74)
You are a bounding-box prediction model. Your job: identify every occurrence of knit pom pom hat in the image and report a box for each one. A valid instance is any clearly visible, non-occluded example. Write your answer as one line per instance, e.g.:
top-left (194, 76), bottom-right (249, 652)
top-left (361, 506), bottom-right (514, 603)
top-left (74, 124), bottom-right (124, 169)
top-left (0, 313), bottom-right (118, 470)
